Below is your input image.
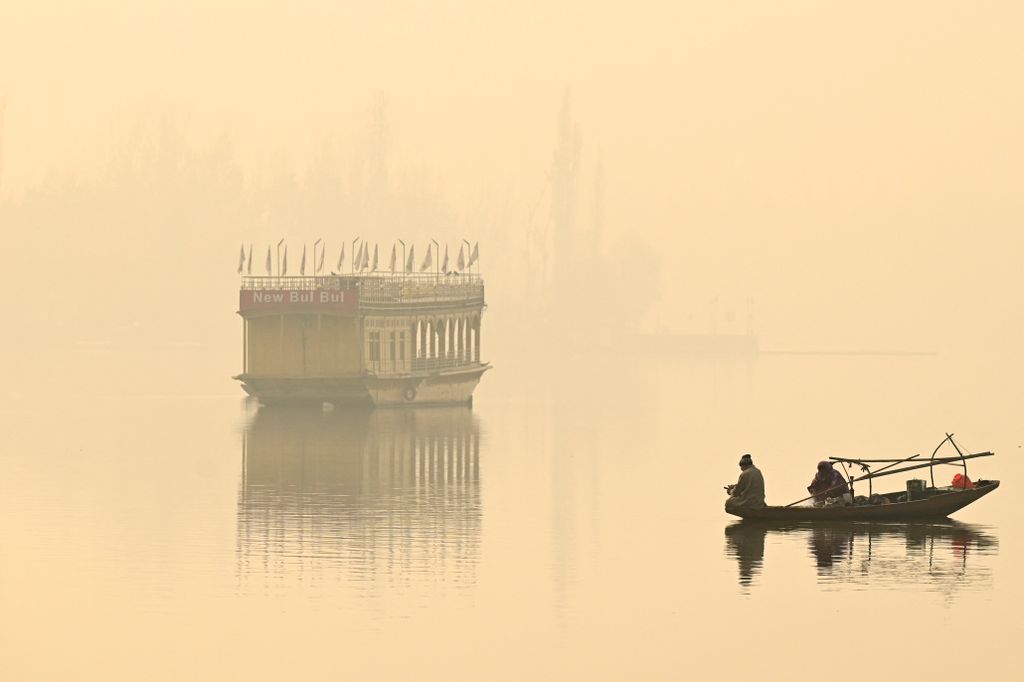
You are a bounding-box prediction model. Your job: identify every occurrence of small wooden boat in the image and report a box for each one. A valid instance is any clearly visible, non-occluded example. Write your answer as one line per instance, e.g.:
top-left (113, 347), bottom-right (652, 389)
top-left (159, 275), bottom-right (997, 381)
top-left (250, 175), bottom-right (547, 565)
top-left (728, 480), bottom-right (1000, 521)
top-left (726, 434), bottom-right (1001, 521)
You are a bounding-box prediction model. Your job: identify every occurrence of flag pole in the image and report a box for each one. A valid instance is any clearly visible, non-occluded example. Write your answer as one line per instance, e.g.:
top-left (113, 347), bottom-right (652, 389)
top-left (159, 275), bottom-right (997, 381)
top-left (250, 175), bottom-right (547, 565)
top-left (431, 239), bottom-right (439, 282)
top-left (276, 238), bottom-right (285, 281)
top-left (398, 239), bottom-right (406, 280)
top-left (352, 236), bottom-right (361, 275)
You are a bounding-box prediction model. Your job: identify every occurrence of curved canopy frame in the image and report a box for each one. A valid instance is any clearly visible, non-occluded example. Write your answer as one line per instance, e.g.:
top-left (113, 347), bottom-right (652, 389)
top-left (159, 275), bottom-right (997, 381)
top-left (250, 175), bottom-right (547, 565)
top-left (827, 433), bottom-right (993, 495)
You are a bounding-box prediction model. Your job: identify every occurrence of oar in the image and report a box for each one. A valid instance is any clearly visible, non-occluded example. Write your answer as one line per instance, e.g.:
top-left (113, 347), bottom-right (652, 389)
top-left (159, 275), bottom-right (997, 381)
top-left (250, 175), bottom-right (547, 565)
top-left (785, 455), bottom-right (921, 507)
top-left (829, 454), bottom-right (986, 464)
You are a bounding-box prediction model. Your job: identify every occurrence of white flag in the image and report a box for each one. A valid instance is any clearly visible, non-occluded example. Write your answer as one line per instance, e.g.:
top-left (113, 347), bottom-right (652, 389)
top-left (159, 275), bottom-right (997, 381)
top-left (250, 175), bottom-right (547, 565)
top-left (389, 245), bottom-right (397, 273)
top-left (371, 244), bottom-right (379, 272)
top-left (237, 244), bottom-right (246, 274)
top-left (441, 244), bottom-right (449, 273)
top-left (362, 243), bottom-right (371, 270)
top-left (247, 244), bottom-right (253, 274)
top-left (265, 247), bottom-right (272, 275)
top-left (457, 245), bottom-right (465, 271)
top-left (300, 245), bottom-right (307, 275)
top-left (317, 244), bottom-right (325, 274)
top-left (337, 243), bottom-right (345, 271)
top-left (282, 246), bottom-right (288, 275)
top-left (406, 245), bottom-right (415, 273)
top-left (468, 242), bottom-right (479, 266)
top-left (420, 246), bottom-right (433, 272)
top-left (354, 242), bottom-right (364, 271)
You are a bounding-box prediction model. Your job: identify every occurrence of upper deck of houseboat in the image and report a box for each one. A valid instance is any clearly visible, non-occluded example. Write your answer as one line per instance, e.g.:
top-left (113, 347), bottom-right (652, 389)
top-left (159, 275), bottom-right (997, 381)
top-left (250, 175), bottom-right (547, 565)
top-left (239, 273), bottom-right (484, 314)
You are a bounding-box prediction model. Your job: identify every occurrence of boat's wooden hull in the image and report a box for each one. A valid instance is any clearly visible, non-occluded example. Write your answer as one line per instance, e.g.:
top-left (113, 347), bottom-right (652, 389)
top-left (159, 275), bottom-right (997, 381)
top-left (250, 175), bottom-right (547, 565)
top-left (234, 363), bottom-right (490, 407)
top-left (727, 481), bottom-right (999, 521)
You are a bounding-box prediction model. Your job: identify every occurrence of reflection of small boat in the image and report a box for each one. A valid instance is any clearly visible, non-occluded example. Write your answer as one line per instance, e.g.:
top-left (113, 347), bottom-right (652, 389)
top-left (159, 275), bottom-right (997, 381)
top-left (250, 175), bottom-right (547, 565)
top-left (726, 519), bottom-right (998, 546)
top-left (725, 519), bottom-right (998, 587)
top-left (727, 434), bottom-right (1001, 521)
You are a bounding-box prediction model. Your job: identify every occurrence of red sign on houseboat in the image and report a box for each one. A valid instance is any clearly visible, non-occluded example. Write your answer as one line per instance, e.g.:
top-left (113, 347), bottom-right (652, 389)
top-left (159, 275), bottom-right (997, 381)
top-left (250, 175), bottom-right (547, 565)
top-left (239, 288), bottom-right (359, 313)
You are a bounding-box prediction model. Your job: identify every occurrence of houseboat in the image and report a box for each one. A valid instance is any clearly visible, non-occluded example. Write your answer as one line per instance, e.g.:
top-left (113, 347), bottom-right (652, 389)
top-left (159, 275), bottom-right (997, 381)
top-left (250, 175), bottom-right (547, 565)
top-left (234, 273), bottom-right (488, 406)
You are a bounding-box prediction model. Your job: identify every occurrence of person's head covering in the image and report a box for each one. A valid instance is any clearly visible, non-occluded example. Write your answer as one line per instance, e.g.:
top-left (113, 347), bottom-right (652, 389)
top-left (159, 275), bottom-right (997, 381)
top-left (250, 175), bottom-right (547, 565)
top-left (739, 454), bottom-right (753, 468)
top-left (817, 460), bottom-right (833, 473)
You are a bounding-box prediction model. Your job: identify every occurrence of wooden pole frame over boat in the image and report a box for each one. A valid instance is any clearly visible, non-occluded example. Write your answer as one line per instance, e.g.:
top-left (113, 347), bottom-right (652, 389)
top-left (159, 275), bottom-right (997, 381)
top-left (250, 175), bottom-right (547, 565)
top-left (726, 434), bottom-right (1001, 522)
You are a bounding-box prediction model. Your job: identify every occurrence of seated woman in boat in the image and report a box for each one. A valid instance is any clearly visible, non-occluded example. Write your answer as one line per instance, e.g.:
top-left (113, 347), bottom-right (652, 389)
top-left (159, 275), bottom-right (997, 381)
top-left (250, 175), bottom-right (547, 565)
top-left (725, 454), bottom-right (766, 513)
top-left (808, 461), bottom-right (853, 506)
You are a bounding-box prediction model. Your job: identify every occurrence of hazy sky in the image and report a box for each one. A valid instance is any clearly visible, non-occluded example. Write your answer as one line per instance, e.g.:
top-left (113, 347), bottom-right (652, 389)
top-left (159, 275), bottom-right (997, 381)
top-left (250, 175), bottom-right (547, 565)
top-left (2, 2), bottom-right (1022, 354)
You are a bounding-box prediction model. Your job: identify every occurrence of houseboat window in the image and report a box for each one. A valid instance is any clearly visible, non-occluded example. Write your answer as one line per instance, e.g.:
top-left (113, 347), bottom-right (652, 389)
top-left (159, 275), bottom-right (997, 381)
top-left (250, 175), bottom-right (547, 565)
top-left (369, 331), bottom-right (381, 362)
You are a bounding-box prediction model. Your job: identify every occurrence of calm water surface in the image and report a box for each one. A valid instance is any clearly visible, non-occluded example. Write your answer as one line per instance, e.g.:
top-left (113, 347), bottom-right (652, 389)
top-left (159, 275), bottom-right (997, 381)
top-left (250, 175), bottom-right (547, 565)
top-left (0, 350), bottom-right (1019, 680)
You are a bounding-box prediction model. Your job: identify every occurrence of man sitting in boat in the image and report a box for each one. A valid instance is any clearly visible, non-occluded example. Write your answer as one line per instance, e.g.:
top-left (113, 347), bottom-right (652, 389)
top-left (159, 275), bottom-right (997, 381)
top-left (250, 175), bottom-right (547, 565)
top-left (808, 461), bottom-right (853, 506)
top-left (725, 454), bottom-right (766, 513)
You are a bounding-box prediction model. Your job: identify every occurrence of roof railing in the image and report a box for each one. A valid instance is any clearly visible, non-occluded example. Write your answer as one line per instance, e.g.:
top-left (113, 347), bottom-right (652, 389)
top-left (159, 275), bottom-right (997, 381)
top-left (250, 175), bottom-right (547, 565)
top-left (240, 274), bottom-right (485, 306)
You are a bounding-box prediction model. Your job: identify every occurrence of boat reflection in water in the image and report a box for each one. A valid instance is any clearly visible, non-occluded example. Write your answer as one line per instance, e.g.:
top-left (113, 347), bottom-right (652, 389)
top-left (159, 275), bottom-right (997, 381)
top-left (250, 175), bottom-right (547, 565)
top-left (238, 404), bottom-right (481, 592)
top-left (724, 521), bottom-right (997, 592)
